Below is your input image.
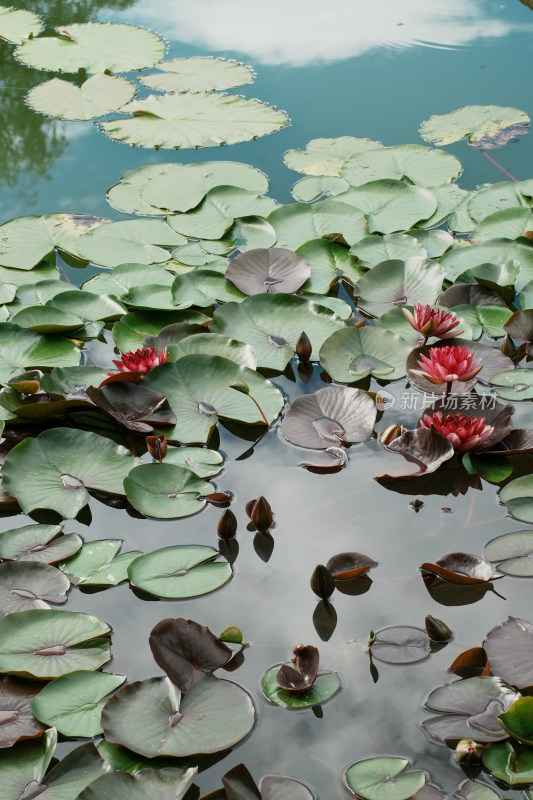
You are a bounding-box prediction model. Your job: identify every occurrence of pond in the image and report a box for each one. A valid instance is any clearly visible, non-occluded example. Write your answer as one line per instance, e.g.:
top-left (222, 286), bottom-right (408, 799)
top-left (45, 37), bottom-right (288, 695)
top-left (1, 1), bottom-right (533, 799)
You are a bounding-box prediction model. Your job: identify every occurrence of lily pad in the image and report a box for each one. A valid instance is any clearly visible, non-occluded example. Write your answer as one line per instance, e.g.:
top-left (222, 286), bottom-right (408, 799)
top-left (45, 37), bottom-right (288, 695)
top-left (59, 539), bottom-right (141, 586)
top-left (438, 239), bottom-right (533, 289)
top-left (26, 74), bottom-right (136, 121)
top-left (0, 676), bottom-right (46, 748)
top-left (484, 530), bottom-right (533, 577)
top-left (0, 561), bottom-right (70, 616)
top-left (281, 386), bottom-right (376, 448)
top-left (101, 674), bottom-right (255, 756)
top-left (15, 22), bottom-right (166, 73)
top-left (418, 184), bottom-right (475, 232)
top-left (0, 322), bottom-right (80, 385)
top-left (112, 310), bottom-right (210, 353)
top-left (498, 696), bottom-right (533, 744)
top-left (77, 767), bottom-right (197, 800)
top-left (349, 233), bottom-right (428, 267)
top-left (124, 463), bottom-right (212, 519)
top-left (268, 200), bottom-right (366, 250)
top-left (370, 626), bottom-right (430, 664)
top-left (0, 6), bottom-right (42, 43)
top-left (82, 263), bottom-right (174, 297)
top-left (164, 333), bottom-right (257, 370)
top-left (422, 676), bottom-right (520, 743)
top-left (0, 608), bottom-right (111, 679)
top-left (86, 383), bottom-right (176, 433)
top-left (420, 106), bottom-right (530, 149)
top-left (334, 180), bottom-right (437, 234)
top-left (482, 740), bottom-right (533, 785)
top-left (500, 476), bottom-right (533, 523)
top-left (39, 366), bottom-right (109, 396)
top-left (296, 239), bottom-right (365, 293)
top-left (341, 144), bottom-right (462, 188)
top-left (345, 757), bottom-right (426, 800)
top-left (162, 447), bottom-right (224, 477)
top-left (127, 545), bottom-right (232, 598)
top-left (291, 175), bottom-right (350, 201)
top-left (470, 208), bottom-right (533, 244)
top-left (381, 428), bottom-right (455, 479)
top-left (261, 665), bottom-right (340, 709)
top-left (2, 428), bottom-right (141, 518)
top-left (420, 553), bottom-right (502, 585)
top-left (468, 181), bottom-right (533, 223)
top-left (483, 616), bottom-right (533, 688)
top-left (225, 248), bottom-right (310, 295)
top-left (319, 326), bottom-right (412, 382)
top-left (0, 523), bottom-right (81, 564)
top-left (140, 56), bottom-right (254, 92)
top-left (100, 92), bottom-right (289, 149)
top-left (30, 670), bottom-right (125, 738)
top-left (0, 728), bottom-right (56, 800)
top-left (284, 136), bottom-right (384, 176)
top-left (354, 257), bottom-right (446, 317)
top-left (76, 220), bottom-right (185, 268)
top-left (35, 743), bottom-right (114, 799)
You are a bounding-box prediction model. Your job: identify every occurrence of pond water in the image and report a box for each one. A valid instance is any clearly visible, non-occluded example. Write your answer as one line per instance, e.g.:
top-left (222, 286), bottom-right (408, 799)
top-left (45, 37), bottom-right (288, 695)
top-left (1, 1), bottom-right (533, 798)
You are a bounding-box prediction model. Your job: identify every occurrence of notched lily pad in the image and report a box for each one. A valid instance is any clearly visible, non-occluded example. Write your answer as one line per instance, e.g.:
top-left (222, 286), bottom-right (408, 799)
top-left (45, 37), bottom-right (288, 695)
top-left (0, 561), bottom-right (70, 616)
top-left (86, 382), bottom-right (176, 433)
top-left (124, 463), bottom-right (213, 519)
top-left (225, 248), bottom-right (310, 295)
top-left (420, 553), bottom-right (503, 585)
top-left (484, 530), bottom-right (533, 577)
top-left (483, 616), bottom-right (533, 688)
top-left (261, 664), bottom-right (340, 709)
top-left (326, 552), bottom-right (377, 580)
top-left (420, 105), bottom-right (530, 149)
top-left (0, 676), bottom-right (46, 748)
top-left (0, 523), bottom-right (81, 564)
top-left (128, 545), bottom-right (232, 598)
top-left (59, 539), bottom-right (141, 586)
top-left (276, 645), bottom-right (319, 692)
top-left (370, 626), bottom-right (430, 664)
top-left (345, 757), bottom-right (426, 800)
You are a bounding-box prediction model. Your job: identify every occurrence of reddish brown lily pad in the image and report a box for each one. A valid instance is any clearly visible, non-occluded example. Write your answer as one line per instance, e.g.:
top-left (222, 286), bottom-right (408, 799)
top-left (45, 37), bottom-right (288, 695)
top-left (420, 552), bottom-right (503, 585)
top-left (0, 676), bottom-right (46, 748)
top-left (449, 647), bottom-right (491, 678)
top-left (276, 645), bottom-right (319, 692)
top-left (326, 551), bottom-right (377, 580)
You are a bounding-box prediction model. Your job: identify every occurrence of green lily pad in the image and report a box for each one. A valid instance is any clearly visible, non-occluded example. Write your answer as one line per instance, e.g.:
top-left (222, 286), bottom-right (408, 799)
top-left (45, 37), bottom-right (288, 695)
top-left (0, 523), bottom-right (82, 564)
top-left (0, 561), bottom-right (70, 616)
top-left (0, 728), bottom-right (56, 800)
top-left (500, 476), bottom-right (533, 523)
top-left (2, 428), bottom-right (141, 518)
top-left (296, 239), bottom-right (365, 292)
top-left (78, 767), bottom-right (197, 800)
top-left (420, 105), bottom-right (530, 148)
top-left (77, 220), bottom-right (185, 268)
top-left (10, 306), bottom-right (86, 335)
top-left (162, 447), bottom-right (224, 477)
top-left (268, 200), bottom-right (366, 250)
top-left (438, 239), bottom-right (533, 289)
top-left (484, 530), bottom-right (533, 576)
top-left (416, 184), bottom-right (475, 232)
top-left (334, 180), bottom-right (437, 234)
top-left (341, 144), bottom-right (462, 188)
top-left (167, 187), bottom-right (278, 240)
top-left (456, 780), bottom-right (501, 800)
top-left (26, 74), bottom-right (136, 121)
top-left (210, 293), bottom-right (345, 370)
top-left (354, 257), bottom-right (445, 317)
top-left (0, 675), bottom-right (47, 749)
top-left (171, 244), bottom-right (228, 269)
top-left (0, 6), bottom-right (42, 43)
top-left (291, 175), bottom-right (350, 201)
top-left (283, 136), bottom-right (384, 176)
top-left (59, 539), bottom-right (141, 586)
top-left (49, 289), bottom-right (125, 322)
top-left (498, 696), bottom-right (533, 744)
top-left (97, 741), bottom-right (189, 774)
top-left (39, 366), bottom-right (109, 396)
top-left (319, 326), bottom-right (412, 382)
top-left (482, 741), bottom-right (533, 785)
top-left (225, 216), bottom-right (277, 251)
top-left (0, 609), bottom-right (111, 679)
top-left (468, 181), bottom-right (533, 223)
top-left (261, 665), bottom-right (340, 709)
top-left (165, 333), bottom-right (257, 369)
top-left (349, 233), bottom-right (427, 267)
top-left (82, 263), bottom-right (175, 297)
top-left (140, 56), bottom-right (254, 92)
top-left (345, 757), bottom-right (426, 800)
top-left (9, 279), bottom-right (78, 309)
top-left (127, 545), bottom-right (231, 598)
top-left (519, 278), bottom-right (533, 309)
top-left (0, 322), bottom-right (80, 385)
top-left (470, 208), bottom-right (533, 244)
top-left (100, 91), bottom-right (289, 149)
top-left (452, 304), bottom-right (512, 340)
top-left (124, 463), bottom-right (212, 519)
top-left (102, 674), bottom-right (254, 757)
top-left (163, 270), bottom-right (245, 308)
top-left (374, 307), bottom-right (429, 347)
top-left (112, 310), bottom-right (210, 353)
top-left (15, 22), bottom-right (165, 73)
top-left (31, 670), bottom-right (125, 738)
top-left (371, 626), bottom-right (430, 664)
top-left (490, 369), bottom-right (533, 400)
top-left (33, 742), bottom-right (111, 800)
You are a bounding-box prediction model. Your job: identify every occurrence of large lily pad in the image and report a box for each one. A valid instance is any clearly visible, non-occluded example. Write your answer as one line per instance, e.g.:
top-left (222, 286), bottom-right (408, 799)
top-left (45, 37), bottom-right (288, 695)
top-left (438, 240), bottom-right (533, 289)
top-left (284, 136), bottom-right (384, 176)
top-left (484, 531), bottom-right (533, 577)
top-left (210, 293), bottom-right (345, 371)
top-left (2, 428), bottom-right (141, 518)
top-left (334, 180), bottom-right (437, 234)
top-left (112, 310), bottom-right (210, 353)
top-left (59, 539), bottom-right (141, 586)
top-left (15, 22), bottom-right (166, 73)
top-left (341, 144), bottom-right (462, 188)
top-left (484, 616), bottom-right (533, 688)
top-left (370, 626), bottom-right (430, 664)
top-left (78, 767), bottom-right (197, 800)
top-left (422, 676), bottom-right (520, 743)
top-left (0, 728), bottom-right (56, 800)
top-left (291, 175), bottom-right (350, 201)
top-left (470, 208), bottom-right (533, 244)
top-left (26, 74), bottom-right (136, 121)
top-left (33, 742), bottom-right (112, 799)
top-left (0, 6), bottom-right (42, 43)
top-left (354, 258), bottom-right (445, 317)
top-left (82, 263), bottom-right (174, 297)
top-left (0, 608), bottom-right (111, 679)
top-left (319, 326), bottom-right (411, 382)
top-left (500, 476), bottom-right (533, 523)
top-left (482, 740), bottom-right (533, 785)
top-left (140, 56), bottom-right (254, 92)
top-left (101, 674), bottom-right (255, 757)
top-left (0, 676), bottom-right (46, 748)
top-left (0, 322), bottom-right (80, 385)
top-left (86, 382), bottom-right (176, 433)
top-left (76, 220), bottom-right (185, 268)
top-left (128, 545), bottom-right (232, 598)
top-left (296, 239), bottom-right (364, 293)
top-left (124, 463), bottom-right (212, 518)
top-left (268, 200), bottom-right (366, 250)
top-left (420, 106), bottom-right (530, 149)
top-left (0, 523), bottom-right (81, 564)
top-left (163, 333), bottom-right (256, 370)
top-left (345, 758), bottom-right (425, 800)
top-left (498, 697), bottom-right (533, 744)
top-left (162, 447), bottom-right (224, 477)
top-left (0, 561), bottom-right (70, 616)
top-left (261, 665), bottom-right (340, 709)
top-left (225, 248), bottom-right (310, 295)
top-left (100, 92), bottom-right (289, 149)
top-left (281, 386), bottom-right (376, 448)
top-left (468, 181), bottom-right (533, 223)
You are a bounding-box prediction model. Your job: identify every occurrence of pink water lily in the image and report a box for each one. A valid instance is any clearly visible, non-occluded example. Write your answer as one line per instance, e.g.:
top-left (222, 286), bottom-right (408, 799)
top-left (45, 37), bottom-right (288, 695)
top-left (420, 411), bottom-right (494, 453)
top-left (413, 345), bottom-right (482, 385)
top-left (403, 303), bottom-right (462, 341)
top-left (112, 347), bottom-right (168, 374)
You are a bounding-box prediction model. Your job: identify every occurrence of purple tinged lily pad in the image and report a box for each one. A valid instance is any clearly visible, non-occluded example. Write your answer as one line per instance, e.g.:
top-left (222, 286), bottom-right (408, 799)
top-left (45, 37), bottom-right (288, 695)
top-left (0, 561), bottom-right (70, 616)
top-left (298, 446), bottom-right (347, 470)
top-left (484, 617), bottom-right (533, 688)
top-left (77, 766), bottom-right (198, 800)
top-left (0, 676), bottom-right (46, 748)
top-left (438, 283), bottom-right (507, 308)
top-left (380, 428), bottom-right (455, 478)
top-left (326, 552), bottom-right (377, 579)
top-left (225, 247), bottom-right (311, 295)
top-left (0, 523), bottom-right (82, 564)
top-left (422, 676), bottom-right (521, 743)
top-left (484, 531), bottom-right (533, 577)
top-left (86, 382), bottom-right (176, 433)
top-left (371, 626), bottom-right (431, 664)
top-left (420, 553), bottom-right (503, 585)
top-left (281, 386), bottom-right (376, 449)
top-left (503, 310), bottom-right (533, 342)
top-left (149, 617), bottom-right (233, 694)
top-left (276, 645), bottom-right (319, 691)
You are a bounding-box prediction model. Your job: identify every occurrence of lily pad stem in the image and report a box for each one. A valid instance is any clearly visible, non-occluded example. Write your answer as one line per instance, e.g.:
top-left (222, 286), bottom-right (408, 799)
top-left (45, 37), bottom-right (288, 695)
top-left (480, 150), bottom-right (518, 182)
top-left (444, 381), bottom-right (452, 398)
top-left (248, 393), bottom-right (269, 427)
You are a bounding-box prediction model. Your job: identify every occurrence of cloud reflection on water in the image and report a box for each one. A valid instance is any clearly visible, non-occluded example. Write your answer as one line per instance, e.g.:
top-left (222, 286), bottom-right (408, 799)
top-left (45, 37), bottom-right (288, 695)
top-left (129, 0), bottom-right (529, 65)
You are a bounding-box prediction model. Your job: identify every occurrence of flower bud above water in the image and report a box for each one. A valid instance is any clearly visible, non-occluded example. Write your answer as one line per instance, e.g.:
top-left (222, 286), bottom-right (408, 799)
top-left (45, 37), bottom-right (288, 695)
top-left (247, 496), bottom-right (273, 532)
top-left (296, 331), bottom-right (312, 362)
top-left (310, 564), bottom-right (335, 600)
top-left (379, 424), bottom-right (402, 445)
top-left (217, 509), bottom-right (238, 539)
top-left (425, 614), bottom-right (453, 641)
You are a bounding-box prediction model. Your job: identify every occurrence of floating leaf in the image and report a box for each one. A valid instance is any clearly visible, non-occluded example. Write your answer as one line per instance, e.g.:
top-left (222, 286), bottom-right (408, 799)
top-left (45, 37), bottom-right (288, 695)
top-left (76, 219), bottom-right (185, 268)
top-left (500, 476), bottom-right (533, 523)
top-left (225, 247), bottom-right (310, 295)
top-left (0, 6), bottom-right (42, 43)
top-left (26, 74), bottom-right (136, 121)
top-left (124, 463), bottom-right (212, 518)
top-left (484, 616), bottom-right (533, 688)
top-left (2, 429), bottom-right (141, 518)
top-left (420, 553), bottom-right (502, 585)
top-left (78, 767), bottom-right (197, 800)
top-left (345, 757), bottom-right (426, 800)
top-left (261, 665), bottom-right (340, 709)
top-left (0, 728), bottom-right (56, 800)
top-left (15, 22), bottom-right (166, 73)
top-left (268, 200), bottom-right (366, 250)
top-left (140, 56), bottom-right (254, 92)
top-left (162, 447), bottom-right (224, 477)
top-left (59, 539), bottom-right (141, 586)
top-left (281, 386), bottom-right (376, 449)
top-left (30, 670), bottom-right (125, 738)
top-left (276, 645), bottom-right (319, 691)
top-left (354, 257), bottom-right (445, 317)
top-left (370, 626), bottom-right (430, 664)
top-left (86, 382), bottom-right (176, 433)
top-left (102, 674), bottom-right (255, 757)
top-left (0, 676), bottom-right (46, 748)
top-left (484, 530), bottom-right (533, 577)
top-left (100, 92), bottom-right (289, 149)
top-left (319, 326), bottom-right (412, 382)
top-left (38, 743), bottom-right (116, 798)
top-left (0, 523), bottom-right (81, 564)
top-left (284, 136), bottom-right (384, 176)
top-left (167, 187), bottom-right (278, 240)
top-left (335, 180), bottom-right (437, 234)
top-left (149, 618), bottom-right (232, 694)
top-left (498, 696), bottom-right (533, 745)
top-left (291, 175), bottom-right (350, 201)
top-left (296, 239), bottom-right (364, 293)
top-left (470, 208), bottom-right (533, 244)
top-left (420, 105), bottom-right (530, 149)
top-left (468, 181), bottom-right (533, 223)
top-left (439, 240), bottom-right (533, 289)
top-left (0, 322), bottom-right (80, 386)
top-left (0, 561), bottom-right (70, 616)
top-left (0, 608), bottom-right (111, 679)
top-left (112, 310), bottom-right (209, 354)
top-left (326, 552), bottom-right (377, 579)
top-left (422, 676), bottom-right (520, 743)
top-left (482, 740), bottom-right (533, 785)
top-left (128, 545), bottom-right (232, 598)
top-left (341, 144), bottom-right (462, 187)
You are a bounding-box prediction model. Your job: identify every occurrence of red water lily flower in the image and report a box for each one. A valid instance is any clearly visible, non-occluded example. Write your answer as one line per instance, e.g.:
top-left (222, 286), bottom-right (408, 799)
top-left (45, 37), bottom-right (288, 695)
top-left (420, 411), bottom-right (494, 453)
top-left (112, 347), bottom-right (168, 374)
top-left (413, 345), bottom-right (482, 385)
top-left (403, 304), bottom-right (462, 341)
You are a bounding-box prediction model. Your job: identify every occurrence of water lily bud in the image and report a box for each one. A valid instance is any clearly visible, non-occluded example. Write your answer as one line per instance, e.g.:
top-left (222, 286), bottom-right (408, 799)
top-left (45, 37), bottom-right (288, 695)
top-left (500, 333), bottom-right (516, 356)
top-left (379, 424), bottom-right (402, 445)
top-left (310, 564), bottom-right (335, 600)
top-left (217, 509), bottom-right (237, 539)
top-left (146, 434), bottom-right (167, 463)
top-left (455, 739), bottom-right (484, 762)
top-left (248, 496), bottom-right (273, 532)
top-left (425, 614), bottom-right (453, 641)
top-left (296, 331), bottom-right (312, 362)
